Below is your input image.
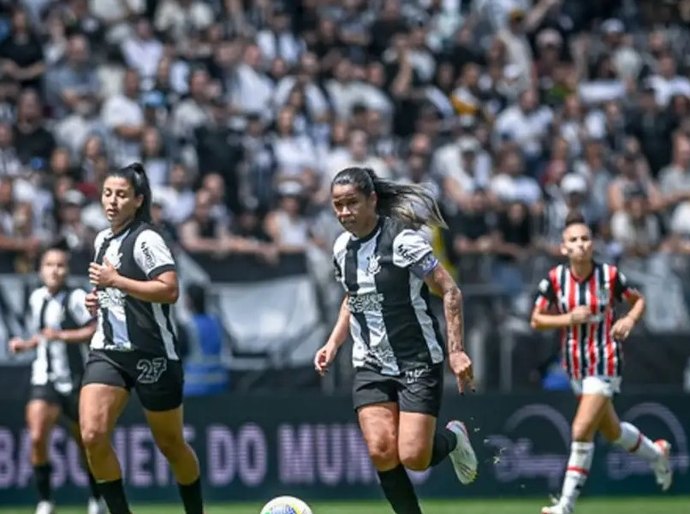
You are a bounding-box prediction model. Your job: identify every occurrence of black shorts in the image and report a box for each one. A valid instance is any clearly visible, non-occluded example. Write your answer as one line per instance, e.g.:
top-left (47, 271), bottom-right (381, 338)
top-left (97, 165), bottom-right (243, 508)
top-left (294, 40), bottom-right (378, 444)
top-left (82, 350), bottom-right (184, 412)
top-left (352, 363), bottom-right (444, 417)
top-left (29, 383), bottom-right (80, 423)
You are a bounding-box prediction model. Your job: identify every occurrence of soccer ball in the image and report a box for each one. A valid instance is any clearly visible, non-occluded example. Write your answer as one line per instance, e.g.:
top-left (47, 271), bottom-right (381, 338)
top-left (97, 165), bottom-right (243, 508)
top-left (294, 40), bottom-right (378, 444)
top-left (260, 496), bottom-right (313, 514)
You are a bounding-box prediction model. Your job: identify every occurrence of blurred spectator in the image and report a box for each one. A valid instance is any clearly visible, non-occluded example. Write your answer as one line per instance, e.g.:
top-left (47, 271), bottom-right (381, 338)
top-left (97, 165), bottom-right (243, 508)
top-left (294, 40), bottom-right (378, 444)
top-left (0, 122), bottom-right (21, 177)
top-left (0, 7), bottom-right (45, 91)
top-left (101, 68), bottom-right (144, 166)
top-left (263, 181), bottom-right (313, 253)
top-left (611, 188), bottom-right (665, 257)
top-left (13, 89), bottom-right (55, 166)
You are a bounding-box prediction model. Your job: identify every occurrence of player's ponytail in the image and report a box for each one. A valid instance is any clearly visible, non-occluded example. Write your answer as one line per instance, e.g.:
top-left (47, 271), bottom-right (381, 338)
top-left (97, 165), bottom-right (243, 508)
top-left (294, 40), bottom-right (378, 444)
top-left (107, 162), bottom-right (152, 223)
top-left (331, 167), bottom-right (447, 229)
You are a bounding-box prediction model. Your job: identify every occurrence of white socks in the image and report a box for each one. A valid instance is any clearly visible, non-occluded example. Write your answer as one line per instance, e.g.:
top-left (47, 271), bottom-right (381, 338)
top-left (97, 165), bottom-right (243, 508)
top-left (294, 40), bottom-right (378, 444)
top-left (614, 422), bottom-right (662, 463)
top-left (559, 441), bottom-right (594, 507)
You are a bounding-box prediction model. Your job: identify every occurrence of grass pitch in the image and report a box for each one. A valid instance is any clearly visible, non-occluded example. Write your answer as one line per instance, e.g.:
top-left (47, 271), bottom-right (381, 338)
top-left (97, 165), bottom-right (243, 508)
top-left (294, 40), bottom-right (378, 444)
top-left (0, 497), bottom-right (688, 514)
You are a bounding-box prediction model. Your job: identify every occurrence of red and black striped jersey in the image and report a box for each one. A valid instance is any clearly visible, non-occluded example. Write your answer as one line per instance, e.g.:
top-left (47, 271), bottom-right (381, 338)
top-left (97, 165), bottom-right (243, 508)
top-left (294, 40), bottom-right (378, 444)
top-left (534, 262), bottom-right (635, 379)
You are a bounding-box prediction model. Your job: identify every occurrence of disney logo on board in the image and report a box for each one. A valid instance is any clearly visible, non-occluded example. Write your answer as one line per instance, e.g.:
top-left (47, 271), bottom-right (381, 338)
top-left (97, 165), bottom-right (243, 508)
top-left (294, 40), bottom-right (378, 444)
top-left (484, 404), bottom-right (570, 488)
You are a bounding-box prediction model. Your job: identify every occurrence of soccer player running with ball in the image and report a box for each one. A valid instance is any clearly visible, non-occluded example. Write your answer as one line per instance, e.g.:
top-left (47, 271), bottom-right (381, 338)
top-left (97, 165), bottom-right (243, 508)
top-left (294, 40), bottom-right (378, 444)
top-left (9, 242), bottom-right (104, 514)
top-left (531, 211), bottom-right (672, 514)
top-left (314, 167), bottom-right (478, 514)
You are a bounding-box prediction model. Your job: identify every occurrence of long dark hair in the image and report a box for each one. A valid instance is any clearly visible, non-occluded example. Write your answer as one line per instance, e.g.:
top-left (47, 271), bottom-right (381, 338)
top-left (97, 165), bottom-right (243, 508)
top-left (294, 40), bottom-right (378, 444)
top-left (332, 167), bottom-right (447, 229)
top-left (106, 162), bottom-right (152, 223)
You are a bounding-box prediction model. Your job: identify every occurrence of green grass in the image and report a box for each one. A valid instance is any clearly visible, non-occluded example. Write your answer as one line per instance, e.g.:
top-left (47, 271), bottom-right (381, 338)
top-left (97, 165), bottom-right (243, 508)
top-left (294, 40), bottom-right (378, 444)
top-left (1, 498), bottom-right (688, 514)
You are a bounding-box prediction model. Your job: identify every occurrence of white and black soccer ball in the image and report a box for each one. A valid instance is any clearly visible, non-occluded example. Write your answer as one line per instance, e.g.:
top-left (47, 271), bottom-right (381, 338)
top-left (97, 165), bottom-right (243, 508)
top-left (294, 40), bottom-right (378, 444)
top-left (260, 496), bottom-right (313, 514)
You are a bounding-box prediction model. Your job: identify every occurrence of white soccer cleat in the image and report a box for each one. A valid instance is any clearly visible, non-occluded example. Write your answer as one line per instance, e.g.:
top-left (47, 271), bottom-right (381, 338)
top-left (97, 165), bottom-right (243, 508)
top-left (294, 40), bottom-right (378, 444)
top-left (652, 439), bottom-right (673, 491)
top-left (540, 501), bottom-right (573, 514)
top-left (446, 420), bottom-right (478, 485)
top-left (87, 497), bottom-right (107, 514)
top-left (34, 500), bottom-right (55, 514)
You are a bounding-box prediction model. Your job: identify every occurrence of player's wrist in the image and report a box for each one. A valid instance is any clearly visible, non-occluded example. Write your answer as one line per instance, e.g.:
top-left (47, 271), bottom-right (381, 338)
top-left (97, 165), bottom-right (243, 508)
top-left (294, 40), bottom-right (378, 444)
top-left (625, 313), bottom-right (638, 324)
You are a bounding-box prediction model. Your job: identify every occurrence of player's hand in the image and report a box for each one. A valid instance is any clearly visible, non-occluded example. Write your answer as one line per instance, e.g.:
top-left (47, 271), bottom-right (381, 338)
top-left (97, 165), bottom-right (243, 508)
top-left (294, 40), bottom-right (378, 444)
top-left (9, 337), bottom-right (35, 353)
top-left (85, 288), bottom-right (100, 315)
top-left (448, 350), bottom-right (474, 394)
top-left (611, 316), bottom-right (635, 341)
top-left (41, 328), bottom-right (62, 341)
top-left (89, 258), bottom-right (118, 288)
top-left (314, 342), bottom-right (339, 376)
top-left (569, 305), bottom-right (592, 325)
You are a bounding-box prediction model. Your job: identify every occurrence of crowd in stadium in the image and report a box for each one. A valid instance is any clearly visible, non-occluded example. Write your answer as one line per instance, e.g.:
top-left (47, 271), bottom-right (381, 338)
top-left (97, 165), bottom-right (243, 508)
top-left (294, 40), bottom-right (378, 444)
top-left (1, 0), bottom-right (690, 304)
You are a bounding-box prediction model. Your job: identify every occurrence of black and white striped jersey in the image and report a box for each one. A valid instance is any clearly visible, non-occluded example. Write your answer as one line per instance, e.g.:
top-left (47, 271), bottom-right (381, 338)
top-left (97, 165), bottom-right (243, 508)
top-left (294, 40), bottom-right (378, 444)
top-left (91, 221), bottom-right (180, 359)
top-left (333, 216), bottom-right (445, 375)
top-left (28, 287), bottom-right (92, 393)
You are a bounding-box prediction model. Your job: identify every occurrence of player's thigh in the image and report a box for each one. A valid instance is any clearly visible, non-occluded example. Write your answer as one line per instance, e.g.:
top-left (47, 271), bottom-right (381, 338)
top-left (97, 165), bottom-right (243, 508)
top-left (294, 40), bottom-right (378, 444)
top-left (598, 401), bottom-right (622, 443)
top-left (357, 402), bottom-right (400, 469)
top-left (398, 411), bottom-right (437, 469)
top-left (26, 395), bottom-right (61, 440)
top-left (571, 378), bottom-right (615, 440)
top-left (80, 353), bottom-right (131, 443)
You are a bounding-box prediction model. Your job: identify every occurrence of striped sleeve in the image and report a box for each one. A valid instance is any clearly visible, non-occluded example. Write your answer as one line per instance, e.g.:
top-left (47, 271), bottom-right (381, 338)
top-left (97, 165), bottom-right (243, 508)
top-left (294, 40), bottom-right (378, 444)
top-left (612, 267), bottom-right (635, 302)
top-left (534, 274), bottom-right (557, 312)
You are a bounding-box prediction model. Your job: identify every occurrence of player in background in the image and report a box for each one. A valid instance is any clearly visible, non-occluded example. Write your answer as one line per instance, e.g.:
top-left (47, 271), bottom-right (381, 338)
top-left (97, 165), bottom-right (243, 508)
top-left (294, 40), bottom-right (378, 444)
top-left (80, 162), bottom-right (204, 514)
top-left (9, 242), bottom-right (103, 514)
top-left (314, 167), bottom-right (477, 514)
top-left (531, 210), bottom-right (672, 514)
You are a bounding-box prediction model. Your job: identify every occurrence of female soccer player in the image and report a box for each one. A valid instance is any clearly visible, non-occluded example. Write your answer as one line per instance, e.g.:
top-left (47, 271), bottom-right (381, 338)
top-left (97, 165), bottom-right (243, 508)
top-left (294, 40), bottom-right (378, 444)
top-left (9, 242), bottom-right (103, 514)
top-left (80, 162), bottom-right (204, 514)
top-left (314, 167), bottom-right (478, 514)
top-left (531, 210), bottom-right (672, 514)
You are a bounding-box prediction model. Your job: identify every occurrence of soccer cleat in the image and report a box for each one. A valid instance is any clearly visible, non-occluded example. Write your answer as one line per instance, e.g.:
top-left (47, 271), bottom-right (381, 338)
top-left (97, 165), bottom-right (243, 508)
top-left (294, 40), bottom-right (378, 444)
top-left (87, 497), bottom-right (107, 514)
top-left (652, 439), bottom-right (673, 491)
top-left (34, 501), bottom-right (55, 514)
top-left (446, 420), bottom-right (478, 485)
top-left (540, 501), bottom-right (573, 514)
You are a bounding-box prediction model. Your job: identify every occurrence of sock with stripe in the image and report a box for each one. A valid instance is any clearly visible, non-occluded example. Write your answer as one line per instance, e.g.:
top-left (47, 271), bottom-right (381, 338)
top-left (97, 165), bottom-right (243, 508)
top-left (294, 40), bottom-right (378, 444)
top-left (559, 441), bottom-right (594, 508)
top-left (377, 464), bottom-right (422, 514)
top-left (614, 422), bottom-right (662, 463)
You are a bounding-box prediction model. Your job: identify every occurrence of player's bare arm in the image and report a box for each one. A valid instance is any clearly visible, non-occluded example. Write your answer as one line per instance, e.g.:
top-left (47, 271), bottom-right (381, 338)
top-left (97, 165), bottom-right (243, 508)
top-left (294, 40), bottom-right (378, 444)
top-left (611, 288), bottom-right (645, 341)
top-left (327, 294), bottom-right (351, 350)
top-left (314, 295), bottom-right (350, 375)
top-left (41, 321), bottom-right (97, 344)
top-left (424, 263), bottom-right (473, 392)
top-left (530, 305), bottom-right (591, 330)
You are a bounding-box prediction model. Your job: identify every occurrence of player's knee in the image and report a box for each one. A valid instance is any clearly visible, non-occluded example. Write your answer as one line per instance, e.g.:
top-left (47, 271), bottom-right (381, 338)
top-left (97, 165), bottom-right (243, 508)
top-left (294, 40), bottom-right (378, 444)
top-left (367, 438), bottom-right (398, 469)
top-left (399, 449), bottom-right (429, 471)
top-left (80, 425), bottom-right (109, 452)
top-left (154, 432), bottom-right (187, 460)
top-left (29, 429), bottom-right (48, 452)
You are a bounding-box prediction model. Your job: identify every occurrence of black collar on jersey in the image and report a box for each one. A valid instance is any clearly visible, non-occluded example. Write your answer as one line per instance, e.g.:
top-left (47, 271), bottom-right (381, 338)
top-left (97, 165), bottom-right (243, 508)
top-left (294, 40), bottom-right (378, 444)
top-left (110, 218), bottom-right (141, 239)
top-left (350, 215), bottom-right (383, 245)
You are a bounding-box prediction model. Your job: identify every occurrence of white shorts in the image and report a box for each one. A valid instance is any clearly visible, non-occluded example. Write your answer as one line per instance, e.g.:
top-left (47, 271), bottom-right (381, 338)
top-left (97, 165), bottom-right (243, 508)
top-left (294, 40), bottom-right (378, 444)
top-left (570, 376), bottom-right (622, 397)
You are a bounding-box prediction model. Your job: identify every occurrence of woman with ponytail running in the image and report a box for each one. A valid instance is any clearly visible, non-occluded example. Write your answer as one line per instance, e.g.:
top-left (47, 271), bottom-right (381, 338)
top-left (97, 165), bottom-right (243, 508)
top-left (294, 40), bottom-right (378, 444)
top-left (314, 166), bottom-right (478, 514)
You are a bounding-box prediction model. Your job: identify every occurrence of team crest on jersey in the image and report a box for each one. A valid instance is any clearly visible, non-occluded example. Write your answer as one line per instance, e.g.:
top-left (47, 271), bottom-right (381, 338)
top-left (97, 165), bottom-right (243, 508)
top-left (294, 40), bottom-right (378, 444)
top-left (597, 287), bottom-right (610, 305)
top-left (366, 254), bottom-right (382, 275)
top-left (106, 250), bottom-right (123, 269)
